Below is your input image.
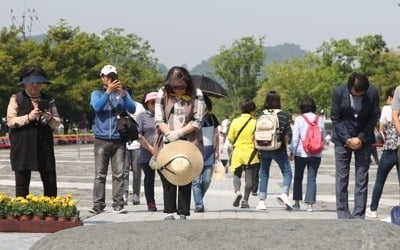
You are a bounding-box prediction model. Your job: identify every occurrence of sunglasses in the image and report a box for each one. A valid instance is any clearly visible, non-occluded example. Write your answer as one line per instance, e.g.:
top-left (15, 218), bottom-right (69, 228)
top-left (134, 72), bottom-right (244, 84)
top-left (170, 84), bottom-right (186, 91)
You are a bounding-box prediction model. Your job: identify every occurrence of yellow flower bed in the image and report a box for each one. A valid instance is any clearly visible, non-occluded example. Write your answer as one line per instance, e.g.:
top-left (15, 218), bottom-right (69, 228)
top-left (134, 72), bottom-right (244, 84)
top-left (0, 193), bottom-right (79, 219)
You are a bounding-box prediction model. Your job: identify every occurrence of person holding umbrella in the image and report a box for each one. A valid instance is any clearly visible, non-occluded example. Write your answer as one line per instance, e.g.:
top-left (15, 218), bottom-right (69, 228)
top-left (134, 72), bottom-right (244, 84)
top-left (192, 94), bottom-right (220, 212)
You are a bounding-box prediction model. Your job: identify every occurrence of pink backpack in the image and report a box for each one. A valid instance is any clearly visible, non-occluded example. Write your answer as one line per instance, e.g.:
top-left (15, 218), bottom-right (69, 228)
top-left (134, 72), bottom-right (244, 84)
top-left (301, 115), bottom-right (324, 154)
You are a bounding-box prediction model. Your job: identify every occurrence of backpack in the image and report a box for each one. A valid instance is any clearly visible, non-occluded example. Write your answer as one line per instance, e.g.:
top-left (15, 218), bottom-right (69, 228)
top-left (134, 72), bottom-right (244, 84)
top-left (391, 205), bottom-right (400, 226)
top-left (254, 109), bottom-right (282, 151)
top-left (116, 111), bottom-right (139, 143)
top-left (301, 115), bottom-right (324, 154)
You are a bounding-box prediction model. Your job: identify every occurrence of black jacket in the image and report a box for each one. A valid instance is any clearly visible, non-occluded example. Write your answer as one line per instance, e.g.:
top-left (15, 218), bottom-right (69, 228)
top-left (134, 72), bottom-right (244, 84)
top-left (9, 91), bottom-right (55, 172)
top-left (331, 84), bottom-right (380, 146)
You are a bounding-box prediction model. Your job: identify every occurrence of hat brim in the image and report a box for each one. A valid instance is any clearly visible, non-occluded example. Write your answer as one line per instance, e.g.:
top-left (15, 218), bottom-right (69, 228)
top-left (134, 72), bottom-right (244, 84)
top-left (156, 140), bottom-right (203, 186)
top-left (19, 75), bottom-right (51, 85)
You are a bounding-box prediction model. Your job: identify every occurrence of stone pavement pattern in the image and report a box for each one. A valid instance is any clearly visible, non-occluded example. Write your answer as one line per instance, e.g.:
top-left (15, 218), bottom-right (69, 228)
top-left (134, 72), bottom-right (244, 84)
top-left (31, 219), bottom-right (400, 250)
top-left (0, 144), bottom-right (399, 249)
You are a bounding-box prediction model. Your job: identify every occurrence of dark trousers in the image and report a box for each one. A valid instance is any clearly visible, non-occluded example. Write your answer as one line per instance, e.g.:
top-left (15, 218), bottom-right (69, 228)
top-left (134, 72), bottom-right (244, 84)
top-left (293, 156), bottom-right (321, 203)
top-left (15, 170), bottom-right (57, 197)
top-left (159, 172), bottom-right (191, 216)
top-left (252, 164), bottom-right (260, 193)
top-left (335, 145), bottom-right (372, 219)
top-left (370, 149), bottom-right (399, 211)
top-left (233, 163), bottom-right (259, 201)
top-left (141, 162), bottom-right (156, 204)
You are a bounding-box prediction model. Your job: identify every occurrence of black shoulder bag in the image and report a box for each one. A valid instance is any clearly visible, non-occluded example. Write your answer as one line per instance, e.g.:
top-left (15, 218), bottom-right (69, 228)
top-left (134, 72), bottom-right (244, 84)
top-left (232, 117), bottom-right (258, 169)
top-left (108, 99), bottom-right (139, 143)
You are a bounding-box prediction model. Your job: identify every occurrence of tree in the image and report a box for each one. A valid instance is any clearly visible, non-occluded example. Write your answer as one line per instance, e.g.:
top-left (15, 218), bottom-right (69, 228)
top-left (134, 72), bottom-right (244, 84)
top-left (0, 26), bottom-right (42, 120)
top-left (212, 36), bottom-right (265, 113)
top-left (257, 53), bottom-right (346, 116)
top-left (100, 28), bottom-right (162, 100)
top-left (356, 35), bottom-right (388, 76)
top-left (0, 21), bottom-right (164, 134)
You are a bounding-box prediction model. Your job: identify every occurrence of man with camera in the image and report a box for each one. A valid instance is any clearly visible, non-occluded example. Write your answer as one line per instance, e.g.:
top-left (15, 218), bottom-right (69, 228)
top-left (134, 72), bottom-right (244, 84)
top-left (89, 64), bottom-right (136, 214)
top-left (7, 65), bottom-right (61, 198)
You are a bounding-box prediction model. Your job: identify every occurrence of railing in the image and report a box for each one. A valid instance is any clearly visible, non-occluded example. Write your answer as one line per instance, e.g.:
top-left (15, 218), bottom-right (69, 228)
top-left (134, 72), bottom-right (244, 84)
top-left (0, 133), bottom-right (95, 149)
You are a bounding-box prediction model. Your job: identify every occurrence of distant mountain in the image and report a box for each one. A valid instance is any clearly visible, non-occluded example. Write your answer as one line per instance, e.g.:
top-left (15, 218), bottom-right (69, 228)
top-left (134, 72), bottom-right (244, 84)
top-left (264, 43), bottom-right (307, 65)
top-left (190, 43), bottom-right (308, 75)
top-left (28, 34), bottom-right (45, 43)
top-left (157, 64), bottom-right (169, 75)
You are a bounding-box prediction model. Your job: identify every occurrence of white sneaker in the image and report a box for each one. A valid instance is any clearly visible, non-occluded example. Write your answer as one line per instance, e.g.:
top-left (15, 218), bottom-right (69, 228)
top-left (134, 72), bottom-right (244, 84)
top-left (276, 193), bottom-right (293, 210)
top-left (366, 207), bottom-right (378, 218)
top-left (306, 204), bottom-right (313, 212)
top-left (256, 200), bottom-right (266, 210)
top-left (113, 207), bottom-right (127, 214)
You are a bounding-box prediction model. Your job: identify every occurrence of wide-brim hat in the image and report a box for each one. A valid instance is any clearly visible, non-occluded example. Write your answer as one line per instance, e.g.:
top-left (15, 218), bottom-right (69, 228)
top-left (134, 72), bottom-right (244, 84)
top-left (19, 72), bottom-right (51, 85)
top-left (156, 140), bottom-right (203, 186)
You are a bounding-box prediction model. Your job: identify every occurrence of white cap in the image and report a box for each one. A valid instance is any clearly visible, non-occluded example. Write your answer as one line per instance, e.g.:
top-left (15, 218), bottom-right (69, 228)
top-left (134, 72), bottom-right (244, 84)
top-left (100, 65), bottom-right (117, 76)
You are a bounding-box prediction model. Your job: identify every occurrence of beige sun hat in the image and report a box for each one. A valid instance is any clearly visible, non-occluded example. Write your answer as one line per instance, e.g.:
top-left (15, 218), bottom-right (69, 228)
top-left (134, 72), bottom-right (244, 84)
top-left (156, 140), bottom-right (203, 186)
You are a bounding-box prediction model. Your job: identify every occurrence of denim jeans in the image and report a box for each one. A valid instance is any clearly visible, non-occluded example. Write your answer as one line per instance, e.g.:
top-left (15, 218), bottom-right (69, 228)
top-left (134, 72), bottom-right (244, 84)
top-left (192, 165), bottom-right (213, 208)
top-left (93, 138), bottom-right (126, 210)
top-left (370, 150), bottom-right (399, 211)
top-left (258, 150), bottom-right (292, 200)
top-left (335, 144), bottom-right (372, 219)
top-left (293, 156), bottom-right (321, 203)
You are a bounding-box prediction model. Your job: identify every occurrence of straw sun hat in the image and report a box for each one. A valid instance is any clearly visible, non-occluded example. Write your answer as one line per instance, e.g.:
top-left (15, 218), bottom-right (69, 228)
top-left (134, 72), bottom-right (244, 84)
top-left (156, 140), bottom-right (203, 186)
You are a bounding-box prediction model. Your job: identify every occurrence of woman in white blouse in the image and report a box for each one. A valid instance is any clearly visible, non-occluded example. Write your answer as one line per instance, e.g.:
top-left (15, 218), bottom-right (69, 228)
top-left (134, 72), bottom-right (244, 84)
top-left (289, 97), bottom-right (326, 211)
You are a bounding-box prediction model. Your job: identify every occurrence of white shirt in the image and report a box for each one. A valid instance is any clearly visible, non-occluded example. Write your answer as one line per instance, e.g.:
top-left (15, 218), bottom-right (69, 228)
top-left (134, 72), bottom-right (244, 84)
top-left (289, 112), bottom-right (326, 157)
top-left (221, 119), bottom-right (230, 134)
top-left (380, 105), bottom-right (392, 123)
top-left (126, 102), bottom-right (145, 150)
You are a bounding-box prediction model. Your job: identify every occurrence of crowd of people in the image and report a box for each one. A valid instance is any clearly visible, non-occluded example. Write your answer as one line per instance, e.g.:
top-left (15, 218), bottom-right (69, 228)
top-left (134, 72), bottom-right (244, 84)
top-left (6, 64), bottom-right (400, 221)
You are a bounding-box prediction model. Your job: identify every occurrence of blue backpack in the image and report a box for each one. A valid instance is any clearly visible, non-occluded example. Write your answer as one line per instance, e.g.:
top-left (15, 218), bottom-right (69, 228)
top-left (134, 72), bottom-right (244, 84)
top-left (391, 205), bottom-right (400, 226)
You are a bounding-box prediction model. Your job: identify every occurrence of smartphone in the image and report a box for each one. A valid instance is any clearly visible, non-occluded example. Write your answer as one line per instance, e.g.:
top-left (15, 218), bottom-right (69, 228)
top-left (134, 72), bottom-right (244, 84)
top-left (38, 99), bottom-right (49, 111)
top-left (109, 73), bottom-right (118, 82)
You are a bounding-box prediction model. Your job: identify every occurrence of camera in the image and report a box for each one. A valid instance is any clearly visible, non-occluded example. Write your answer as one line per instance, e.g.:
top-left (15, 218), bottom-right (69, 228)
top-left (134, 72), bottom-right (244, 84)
top-left (108, 73), bottom-right (118, 82)
top-left (38, 99), bottom-right (49, 112)
top-left (39, 116), bottom-right (48, 125)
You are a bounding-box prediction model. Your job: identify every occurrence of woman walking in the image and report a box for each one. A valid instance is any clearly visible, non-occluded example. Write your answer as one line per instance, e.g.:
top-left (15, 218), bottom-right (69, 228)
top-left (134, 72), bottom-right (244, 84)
top-left (228, 99), bottom-right (259, 208)
top-left (192, 94), bottom-right (220, 212)
top-left (289, 97), bottom-right (325, 211)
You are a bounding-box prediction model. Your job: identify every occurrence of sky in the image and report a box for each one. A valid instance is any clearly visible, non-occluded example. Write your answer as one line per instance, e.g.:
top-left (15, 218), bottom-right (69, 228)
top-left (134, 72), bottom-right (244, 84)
top-left (1, 0), bottom-right (400, 69)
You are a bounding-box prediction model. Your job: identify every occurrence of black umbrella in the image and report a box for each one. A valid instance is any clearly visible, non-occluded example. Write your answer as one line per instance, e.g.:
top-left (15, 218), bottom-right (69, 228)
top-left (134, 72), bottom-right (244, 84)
top-left (191, 75), bottom-right (228, 98)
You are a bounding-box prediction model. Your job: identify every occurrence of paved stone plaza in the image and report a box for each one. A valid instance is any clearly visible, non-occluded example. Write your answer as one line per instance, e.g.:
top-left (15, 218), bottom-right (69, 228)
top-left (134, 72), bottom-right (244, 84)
top-left (0, 143), bottom-right (399, 249)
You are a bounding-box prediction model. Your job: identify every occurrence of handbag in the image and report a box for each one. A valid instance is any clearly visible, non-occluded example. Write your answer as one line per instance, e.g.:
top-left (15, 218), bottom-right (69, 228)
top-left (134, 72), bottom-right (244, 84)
top-left (116, 110), bottom-right (139, 142)
top-left (108, 99), bottom-right (139, 143)
top-left (212, 160), bottom-right (225, 180)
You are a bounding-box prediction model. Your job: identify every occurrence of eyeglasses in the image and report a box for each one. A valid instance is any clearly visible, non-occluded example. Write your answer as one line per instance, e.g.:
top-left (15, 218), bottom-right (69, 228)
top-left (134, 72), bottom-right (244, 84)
top-left (170, 84), bottom-right (186, 91)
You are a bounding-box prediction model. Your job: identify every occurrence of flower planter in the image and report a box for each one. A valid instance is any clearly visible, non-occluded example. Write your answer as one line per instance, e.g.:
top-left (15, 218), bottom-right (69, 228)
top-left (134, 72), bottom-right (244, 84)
top-left (44, 216), bottom-right (57, 221)
top-left (6, 215), bottom-right (17, 221)
top-left (58, 217), bottom-right (70, 222)
top-left (32, 215), bottom-right (43, 221)
top-left (0, 218), bottom-right (83, 233)
top-left (19, 215), bottom-right (32, 221)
